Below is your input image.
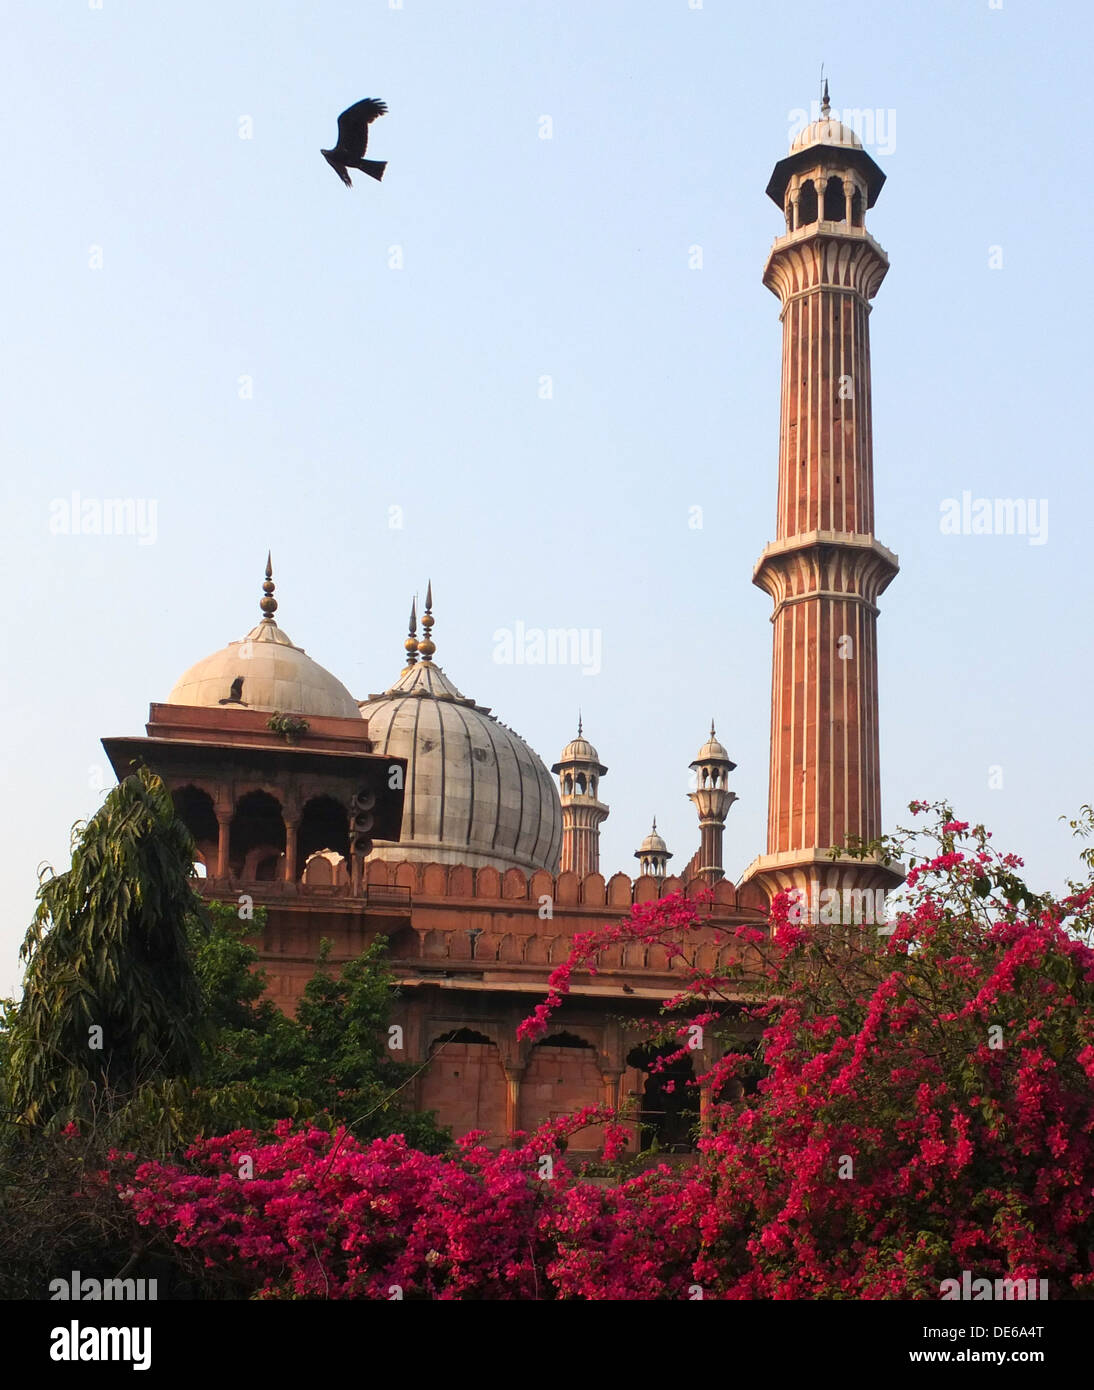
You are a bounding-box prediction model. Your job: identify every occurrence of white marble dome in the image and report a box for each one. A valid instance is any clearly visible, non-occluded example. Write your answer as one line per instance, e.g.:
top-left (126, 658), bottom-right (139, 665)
top-left (167, 617), bottom-right (359, 719)
top-left (637, 822), bottom-right (669, 856)
top-left (790, 116), bottom-right (863, 155)
top-left (359, 658), bottom-right (562, 874)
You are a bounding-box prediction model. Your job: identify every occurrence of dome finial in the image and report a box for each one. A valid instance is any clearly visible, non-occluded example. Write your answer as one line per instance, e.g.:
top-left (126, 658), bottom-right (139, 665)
top-left (404, 595), bottom-right (419, 668)
top-left (710, 718), bottom-right (716, 738)
top-left (821, 72), bottom-right (831, 120)
top-left (259, 551), bottom-right (278, 622)
top-left (577, 710), bottom-right (583, 737)
top-left (418, 579), bottom-right (436, 662)
top-left (652, 815), bottom-right (657, 831)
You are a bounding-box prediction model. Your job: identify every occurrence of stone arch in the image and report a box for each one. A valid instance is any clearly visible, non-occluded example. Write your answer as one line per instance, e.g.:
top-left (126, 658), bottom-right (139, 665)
top-left (647, 943), bottom-right (670, 971)
top-left (448, 865), bottom-right (474, 897)
top-left (555, 871), bottom-right (580, 906)
top-left (302, 852), bottom-right (332, 885)
top-left (797, 178), bottom-right (818, 226)
top-left (626, 1044), bottom-right (699, 1153)
top-left (529, 869), bottom-right (554, 902)
top-left (623, 940), bottom-right (648, 969)
top-left (524, 936), bottom-right (554, 965)
top-left (172, 785), bottom-right (218, 871)
top-left (422, 929), bottom-right (447, 959)
top-left (503, 867), bottom-right (528, 900)
top-left (475, 866), bottom-right (501, 899)
top-left (393, 861), bottom-right (418, 891)
top-left (823, 174), bottom-right (845, 221)
top-left (518, 1031), bottom-right (606, 1146)
top-left (421, 1028), bottom-right (507, 1143)
top-left (229, 790), bottom-right (285, 879)
top-left (737, 881), bottom-right (769, 912)
top-left (607, 872), bottom-right (632, 907)
top-left (695, 941), bottom-right (723, 973)
top-left (471, 932), bottom-right (504, 962)
top-left (385, 924), bottom-right (419, 959)
top-left (633, 875), bottom-right (661, 903)
top-left (851, 187), bottom-right (864, 226)
top-left (579, 873), bottom-right (606, 905)
top-left (447, 931), bottom-right (473, 961)
top-left (421, 863), bottom-right (448, 897)
top-left (296, 796), bottom-right (349, 880)
top-left (366, 858), bottom-right (393, 885)
top-left (496, 933), bottom-right (522, 963)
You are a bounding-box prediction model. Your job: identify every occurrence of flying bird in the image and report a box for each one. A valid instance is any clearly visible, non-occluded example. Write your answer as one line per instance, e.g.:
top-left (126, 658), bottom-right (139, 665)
top-left (321, 98), bottom-right (388, 187)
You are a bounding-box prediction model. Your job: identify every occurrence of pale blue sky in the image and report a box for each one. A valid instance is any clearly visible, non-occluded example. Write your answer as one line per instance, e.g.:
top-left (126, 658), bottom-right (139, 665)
top-left (2, 0), bottom-right (1092, 997)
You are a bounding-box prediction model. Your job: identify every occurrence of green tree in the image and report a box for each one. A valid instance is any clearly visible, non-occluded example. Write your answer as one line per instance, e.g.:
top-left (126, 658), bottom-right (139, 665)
top-left (7, 768), bottom-right (207, 1129)
top-left (190, 906), bottom-right (448, 1153)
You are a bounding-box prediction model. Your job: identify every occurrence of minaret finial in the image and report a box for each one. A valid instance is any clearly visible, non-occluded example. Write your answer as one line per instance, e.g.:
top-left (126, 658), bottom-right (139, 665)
top-left (259, 552), bottom-right (278, 621)
top-left (577, 710), bottom-right (583, 737)
top-left (404, 595), bottom-right (419, 668)
top-left (652, 815), bottom-right (657, 832)
top-left (418, 579), bottom-right (436, 662)
top-left (710, 718), bottom-right (717, 738)
top-left (821, 73), bottom-right (831, 120)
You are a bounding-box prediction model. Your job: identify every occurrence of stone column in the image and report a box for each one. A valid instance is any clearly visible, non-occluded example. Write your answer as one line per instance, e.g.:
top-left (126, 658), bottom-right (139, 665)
top-left (601, 1069), bottom-right (624, 1112)
top-left (215, 810), bottom-right (231, 879)
top-left (283, 820), bottom-right (298, 883)
top-left (504, 1066), bottom-right (524, 1135)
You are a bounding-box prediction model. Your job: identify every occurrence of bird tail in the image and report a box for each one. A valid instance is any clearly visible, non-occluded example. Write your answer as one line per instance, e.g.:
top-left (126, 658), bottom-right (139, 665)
top-left (358, 159), bottom-right (387, 182)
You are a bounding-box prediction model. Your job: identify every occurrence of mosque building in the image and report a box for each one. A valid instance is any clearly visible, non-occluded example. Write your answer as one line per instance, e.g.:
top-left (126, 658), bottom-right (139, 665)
top-left (103, 93), bottom-right (899, 1152)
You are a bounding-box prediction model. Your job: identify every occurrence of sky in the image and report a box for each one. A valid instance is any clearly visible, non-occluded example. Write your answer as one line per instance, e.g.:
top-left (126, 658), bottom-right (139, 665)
top-left (1, 0), bottom-right (1092, 998)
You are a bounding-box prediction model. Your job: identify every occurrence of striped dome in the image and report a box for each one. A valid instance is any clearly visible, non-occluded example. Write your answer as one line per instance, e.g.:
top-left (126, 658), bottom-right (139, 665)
top-left (359, 660), bottom-right (562, 874)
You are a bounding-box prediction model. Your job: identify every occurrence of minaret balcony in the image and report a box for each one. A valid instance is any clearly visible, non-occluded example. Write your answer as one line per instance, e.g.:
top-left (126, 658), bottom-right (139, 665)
top-left (764, 225), bottom-right (888, 306)
top-left (752, 530), bottom-right (899, 614)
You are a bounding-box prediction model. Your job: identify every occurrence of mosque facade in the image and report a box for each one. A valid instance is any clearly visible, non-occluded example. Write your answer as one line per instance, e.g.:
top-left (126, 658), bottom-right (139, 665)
top-left (102, 98), bottom-right (899, 1152)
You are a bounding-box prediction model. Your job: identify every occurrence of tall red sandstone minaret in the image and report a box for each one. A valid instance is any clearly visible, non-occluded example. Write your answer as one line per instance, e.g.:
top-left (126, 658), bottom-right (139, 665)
top-left (743, 87), bottom-right (902, 912)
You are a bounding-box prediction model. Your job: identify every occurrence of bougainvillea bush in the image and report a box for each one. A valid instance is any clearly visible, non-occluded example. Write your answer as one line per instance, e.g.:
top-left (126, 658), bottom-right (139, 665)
top-left (121, 805), bottom-right (1094, 1299)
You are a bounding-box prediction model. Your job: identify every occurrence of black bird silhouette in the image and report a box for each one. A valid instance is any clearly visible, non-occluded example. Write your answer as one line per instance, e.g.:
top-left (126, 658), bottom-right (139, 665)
top-left (321, 98), bottom-right (388, 186)
top-left (219, 676), bottom-right (244, 705)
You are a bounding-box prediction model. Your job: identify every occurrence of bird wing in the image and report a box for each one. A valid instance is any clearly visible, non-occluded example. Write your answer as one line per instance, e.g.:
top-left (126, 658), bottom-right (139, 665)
top-left (336, 98), bottom-right (388, 153)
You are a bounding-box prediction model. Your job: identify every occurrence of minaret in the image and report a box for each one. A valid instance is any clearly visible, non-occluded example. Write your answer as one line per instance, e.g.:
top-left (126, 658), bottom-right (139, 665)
top-left (635, 819), bottom-right (672, 880)
top-left (688, 722), bottom-right (738, 884)
top-left (743, 87), bottom-right (902, 909)
top-left (551, 717), bottom-right (609, 876)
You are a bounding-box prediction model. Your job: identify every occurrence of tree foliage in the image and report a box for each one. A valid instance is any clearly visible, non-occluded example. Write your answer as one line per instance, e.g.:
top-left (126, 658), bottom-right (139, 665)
top-left (188, 906), bottom-right (449, 1152)
top-left (7, 768), bottom-right (207, 1128)
top-left (121, 804), bottom-right (1094, 1299)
